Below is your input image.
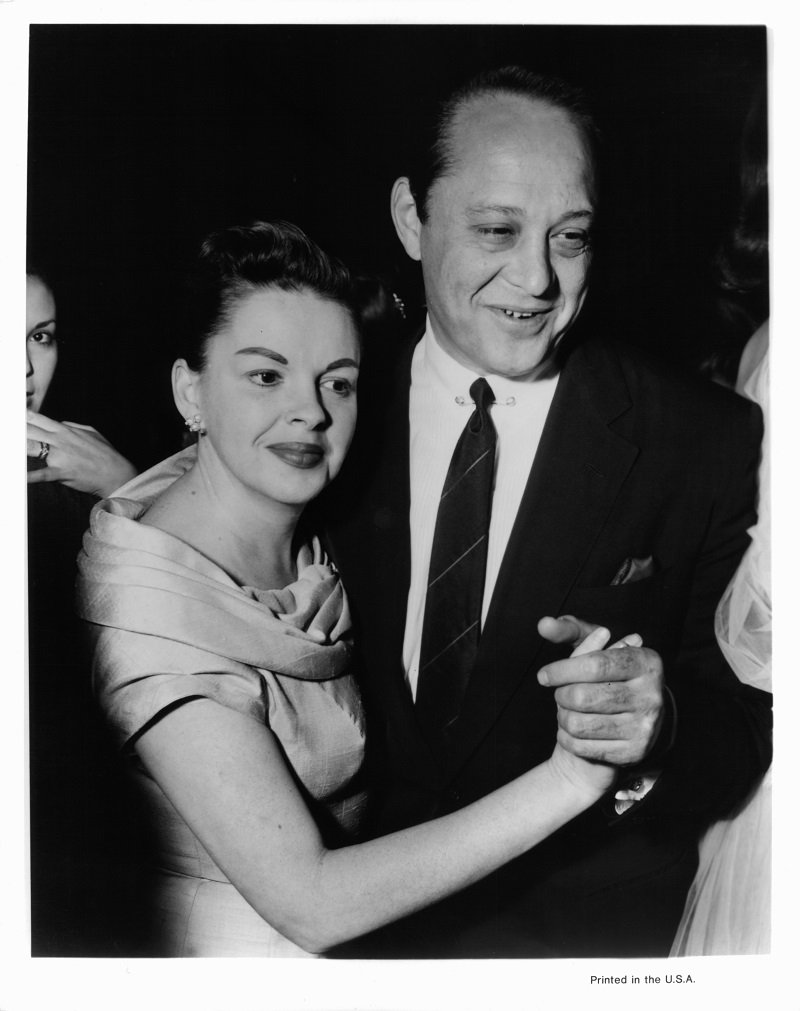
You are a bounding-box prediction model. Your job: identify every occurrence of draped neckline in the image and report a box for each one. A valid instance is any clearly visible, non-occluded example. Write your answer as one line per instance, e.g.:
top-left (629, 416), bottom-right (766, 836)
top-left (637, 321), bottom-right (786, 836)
top-left (77, 447), bottom-right (352, 681)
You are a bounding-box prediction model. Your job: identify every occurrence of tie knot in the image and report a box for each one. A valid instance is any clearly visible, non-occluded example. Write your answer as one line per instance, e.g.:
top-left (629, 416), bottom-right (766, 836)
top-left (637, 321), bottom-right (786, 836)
top-left (467, 378), bottom-right (496, 436)
top-left (469, 377), bottom-right (495, 412)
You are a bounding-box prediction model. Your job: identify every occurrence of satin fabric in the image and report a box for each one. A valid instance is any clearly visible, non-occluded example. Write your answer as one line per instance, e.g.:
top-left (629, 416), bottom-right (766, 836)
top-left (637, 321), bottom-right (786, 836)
top-left (77, 448), bottom-right (367, 956)
top-left (672, 324), bottom-right (771, 956)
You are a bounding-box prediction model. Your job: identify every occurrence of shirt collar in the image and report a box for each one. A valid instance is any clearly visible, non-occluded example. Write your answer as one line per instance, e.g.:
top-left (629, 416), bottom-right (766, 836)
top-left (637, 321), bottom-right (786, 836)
top-left (420, 317), bottom-right (558, 407)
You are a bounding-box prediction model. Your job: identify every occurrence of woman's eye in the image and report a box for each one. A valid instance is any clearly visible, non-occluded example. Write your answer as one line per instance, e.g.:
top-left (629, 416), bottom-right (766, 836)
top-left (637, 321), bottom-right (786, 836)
top-left (249, 370), bottom-right (281, 387)
top-left (321, 377), bottom-right (354, 397)
top-left (28, 330), bottom-right (55, 346)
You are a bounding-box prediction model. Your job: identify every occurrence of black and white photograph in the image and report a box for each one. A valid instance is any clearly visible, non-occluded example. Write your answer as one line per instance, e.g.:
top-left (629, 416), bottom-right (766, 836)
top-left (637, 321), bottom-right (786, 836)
top-left (3, 5), bottom-right (794, 1010)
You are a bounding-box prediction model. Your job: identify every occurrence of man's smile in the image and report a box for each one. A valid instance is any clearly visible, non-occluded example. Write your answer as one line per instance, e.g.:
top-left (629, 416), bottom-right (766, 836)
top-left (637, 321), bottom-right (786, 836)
top-left (485, 304), bottom-right (554, 330)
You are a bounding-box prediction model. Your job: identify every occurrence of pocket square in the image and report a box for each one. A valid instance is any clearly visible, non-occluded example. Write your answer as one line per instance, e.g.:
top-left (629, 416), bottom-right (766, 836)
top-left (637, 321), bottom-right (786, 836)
top-left (611, 555), bottom-right (655, 586)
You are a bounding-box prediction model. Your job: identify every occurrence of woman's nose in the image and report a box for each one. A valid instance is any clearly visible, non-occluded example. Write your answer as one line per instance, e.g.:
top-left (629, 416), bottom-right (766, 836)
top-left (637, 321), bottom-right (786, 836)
top-left (287, 387), bottom-right (328, 429)
top-left (26, 347), bottom-right (34, 378)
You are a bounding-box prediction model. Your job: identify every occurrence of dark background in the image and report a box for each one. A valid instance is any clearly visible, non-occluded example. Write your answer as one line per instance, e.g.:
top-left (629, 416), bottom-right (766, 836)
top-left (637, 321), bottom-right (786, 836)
top-left (27, 24), bottom-right (767, 471)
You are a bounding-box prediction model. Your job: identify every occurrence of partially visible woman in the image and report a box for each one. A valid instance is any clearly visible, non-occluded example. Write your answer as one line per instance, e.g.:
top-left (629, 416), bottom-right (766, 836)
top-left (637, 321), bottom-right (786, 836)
top-left (26, 271), bottom-right (58, 412)
top-left (27, 268), bottom-right (137, 497)
top-left (26, 264), bottom-right (145, 953)
top-left (77, 220), bottom-right (641, 957)
top-left (671, 87), bottom-right (770, 957)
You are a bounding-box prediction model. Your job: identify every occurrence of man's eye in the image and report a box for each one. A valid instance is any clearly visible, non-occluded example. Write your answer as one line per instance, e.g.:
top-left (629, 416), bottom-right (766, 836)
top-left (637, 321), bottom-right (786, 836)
top-left (321, 377), bottom-right (354, 397)
top-left (249, 370), bottom-right (281, 387)
top-left (477, 226), bottom-right (514, 240)
top-left (553, 230), bottom-right (591, 254)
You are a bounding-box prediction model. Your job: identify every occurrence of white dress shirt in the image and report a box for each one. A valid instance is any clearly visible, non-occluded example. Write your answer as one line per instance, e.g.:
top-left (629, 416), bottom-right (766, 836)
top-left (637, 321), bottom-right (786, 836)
top-left (402, 321), bottom-right (559, 698)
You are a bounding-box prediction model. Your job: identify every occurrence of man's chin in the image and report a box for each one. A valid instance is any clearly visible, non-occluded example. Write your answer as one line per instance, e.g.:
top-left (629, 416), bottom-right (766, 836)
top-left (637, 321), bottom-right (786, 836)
top-left (431, 319), bottom-right (560, 379)
top-left (479, 336), bottom-right (561, 382)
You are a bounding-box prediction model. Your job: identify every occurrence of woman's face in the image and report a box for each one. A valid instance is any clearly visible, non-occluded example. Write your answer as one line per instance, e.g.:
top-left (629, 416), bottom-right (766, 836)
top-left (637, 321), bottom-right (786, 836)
top-left (188, 286), bottom-right (360, 514)
top-left (26, 275), bottom-right (58, 412)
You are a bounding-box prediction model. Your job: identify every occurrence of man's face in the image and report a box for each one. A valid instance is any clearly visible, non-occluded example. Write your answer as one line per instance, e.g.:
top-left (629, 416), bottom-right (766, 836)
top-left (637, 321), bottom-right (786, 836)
top-left (416, 95), bottom-right (595, 380)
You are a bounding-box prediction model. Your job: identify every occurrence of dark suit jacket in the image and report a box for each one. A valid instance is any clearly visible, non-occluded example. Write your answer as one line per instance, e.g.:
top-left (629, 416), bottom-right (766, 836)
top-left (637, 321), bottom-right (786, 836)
top-left (320, 330), bottom-right (772, 958)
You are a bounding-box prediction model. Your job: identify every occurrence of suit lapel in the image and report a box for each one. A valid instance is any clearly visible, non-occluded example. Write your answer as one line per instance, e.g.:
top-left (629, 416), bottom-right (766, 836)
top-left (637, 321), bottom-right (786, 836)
top-left (442, 339), bottom-right (641, 780)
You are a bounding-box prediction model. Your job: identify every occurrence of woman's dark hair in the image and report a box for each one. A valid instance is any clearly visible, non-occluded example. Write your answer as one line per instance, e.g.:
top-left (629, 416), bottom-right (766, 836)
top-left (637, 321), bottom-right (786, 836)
top-left (702, 86), bottom-right (769, 384)
top-left (26, 261), bottom-right (56, 302)
top-left (408, 65), bottom-right (600, 222)
top-left (351, 273), bottom-right (408, 343)
top-left (181, 220), bottom-right (357, 371)
top-left (25, 261), bottom-right (63, 354)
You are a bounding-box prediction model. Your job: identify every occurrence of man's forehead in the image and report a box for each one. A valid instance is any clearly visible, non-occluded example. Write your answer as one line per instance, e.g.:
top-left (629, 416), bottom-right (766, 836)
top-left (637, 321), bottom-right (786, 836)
top-left (440, 92), bottom-right (595, 198)
top-left (447, 93), bottom-right (590, 165)
top-left (454, 92), bottom-right (571, 137)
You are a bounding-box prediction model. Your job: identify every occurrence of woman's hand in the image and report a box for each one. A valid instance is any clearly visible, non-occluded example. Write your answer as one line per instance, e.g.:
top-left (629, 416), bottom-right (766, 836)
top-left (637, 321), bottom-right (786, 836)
top-left (27, 410), bottom-right (137, 497)
top-left (545, 624), bottom-right (645, 801)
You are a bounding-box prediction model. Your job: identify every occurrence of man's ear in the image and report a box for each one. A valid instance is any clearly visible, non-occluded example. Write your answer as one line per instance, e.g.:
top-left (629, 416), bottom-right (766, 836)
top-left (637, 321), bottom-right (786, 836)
top-left (390, 177), bottom-right (423, 262)
top-left (172, 359), bottom-right (202, 423)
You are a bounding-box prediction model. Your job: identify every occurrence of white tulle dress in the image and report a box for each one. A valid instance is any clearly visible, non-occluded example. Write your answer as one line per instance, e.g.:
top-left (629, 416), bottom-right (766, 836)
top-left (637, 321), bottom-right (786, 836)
top-left (671, 321), bottom-right (771, 956)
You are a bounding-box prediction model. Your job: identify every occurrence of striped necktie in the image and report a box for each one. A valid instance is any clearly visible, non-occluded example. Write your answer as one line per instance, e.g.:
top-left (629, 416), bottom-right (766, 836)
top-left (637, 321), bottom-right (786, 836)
top-left (416, 377), bottom-right (497, 739)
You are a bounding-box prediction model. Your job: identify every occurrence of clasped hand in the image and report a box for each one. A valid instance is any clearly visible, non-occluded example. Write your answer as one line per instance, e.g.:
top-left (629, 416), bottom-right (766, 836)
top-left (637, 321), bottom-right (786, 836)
top-left (27, 410), bottom-right (137, 498)
top-left (538, 615), bottom-right (665, 797)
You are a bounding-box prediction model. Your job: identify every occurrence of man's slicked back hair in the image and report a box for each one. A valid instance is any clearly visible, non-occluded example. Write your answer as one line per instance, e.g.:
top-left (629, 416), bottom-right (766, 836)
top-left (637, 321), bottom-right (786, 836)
top-left (408, 65), bottom-right (599, 222)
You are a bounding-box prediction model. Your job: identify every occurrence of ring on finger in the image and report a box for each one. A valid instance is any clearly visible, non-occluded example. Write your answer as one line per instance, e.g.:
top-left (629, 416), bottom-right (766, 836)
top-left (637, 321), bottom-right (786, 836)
top-left (37, 441), bottom-right (50, 463)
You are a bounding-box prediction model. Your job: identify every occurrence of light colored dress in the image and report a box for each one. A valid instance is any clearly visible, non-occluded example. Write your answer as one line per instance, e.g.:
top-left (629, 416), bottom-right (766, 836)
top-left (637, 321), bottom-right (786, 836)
top-left (671, 322), bottom-right (770, 956)
top-left (76, 448), bottom-right (367, 957)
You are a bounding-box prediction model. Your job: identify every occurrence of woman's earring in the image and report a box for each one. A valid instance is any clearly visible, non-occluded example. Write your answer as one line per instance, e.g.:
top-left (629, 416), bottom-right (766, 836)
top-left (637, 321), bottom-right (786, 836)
top-left (185, 413), bottom-right (206, 435)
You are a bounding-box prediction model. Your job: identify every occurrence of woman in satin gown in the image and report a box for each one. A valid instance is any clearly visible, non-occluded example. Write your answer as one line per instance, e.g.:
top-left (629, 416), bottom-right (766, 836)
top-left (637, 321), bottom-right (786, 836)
top-left (77, 219), bottom-right (643, 957)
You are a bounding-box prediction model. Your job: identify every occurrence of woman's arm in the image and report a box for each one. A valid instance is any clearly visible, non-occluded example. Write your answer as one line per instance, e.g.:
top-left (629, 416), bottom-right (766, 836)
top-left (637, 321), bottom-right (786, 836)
top-left (134, 627), bottom-right (629, 954)
top-left (136, 697), bottom-right (613, 954)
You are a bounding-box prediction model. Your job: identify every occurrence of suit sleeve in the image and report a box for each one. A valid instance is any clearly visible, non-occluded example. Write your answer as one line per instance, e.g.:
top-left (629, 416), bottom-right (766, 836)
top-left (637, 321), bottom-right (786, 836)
top-left (629, 398), bottom-right (771, 826)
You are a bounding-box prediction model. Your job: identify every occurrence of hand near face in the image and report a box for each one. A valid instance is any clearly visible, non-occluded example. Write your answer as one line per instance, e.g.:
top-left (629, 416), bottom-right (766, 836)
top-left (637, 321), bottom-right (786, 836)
top-left (537, 615), bottom-right (664, 768)
top-left (27, 410), bottom-right (137, 497)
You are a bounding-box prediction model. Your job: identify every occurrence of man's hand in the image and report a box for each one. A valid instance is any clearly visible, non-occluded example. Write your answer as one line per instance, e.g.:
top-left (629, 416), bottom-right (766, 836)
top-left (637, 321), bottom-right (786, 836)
top-left (537, 615), bottom-right (664, 767)
top-left (27, 410), bottom-right (137, 498)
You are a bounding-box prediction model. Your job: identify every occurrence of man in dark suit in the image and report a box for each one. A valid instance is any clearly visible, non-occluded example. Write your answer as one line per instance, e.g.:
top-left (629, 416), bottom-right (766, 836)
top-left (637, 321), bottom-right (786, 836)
top-left (324, 66), bottom-right (771, 957)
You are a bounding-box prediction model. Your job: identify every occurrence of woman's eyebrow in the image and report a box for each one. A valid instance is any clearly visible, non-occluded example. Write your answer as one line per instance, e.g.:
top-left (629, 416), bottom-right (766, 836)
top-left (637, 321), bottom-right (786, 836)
top-left (325, 358), bottom-right (359, 370)
top-left (27, 318), bottom-right (56, 334)
top-left (235, 347), bottom-right (288, 364)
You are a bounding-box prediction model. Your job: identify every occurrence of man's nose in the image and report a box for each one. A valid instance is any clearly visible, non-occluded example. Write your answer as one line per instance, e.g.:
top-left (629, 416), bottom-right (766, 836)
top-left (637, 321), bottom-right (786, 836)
top-left (505, 237), bottom-right (556, 298)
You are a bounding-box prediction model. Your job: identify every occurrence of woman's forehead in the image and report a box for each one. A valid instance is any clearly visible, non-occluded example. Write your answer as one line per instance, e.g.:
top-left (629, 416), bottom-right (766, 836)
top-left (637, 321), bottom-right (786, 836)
top-left (212, 287), bottom-right (359, 357)
top-left (26, 275), bottom-right (56, 322)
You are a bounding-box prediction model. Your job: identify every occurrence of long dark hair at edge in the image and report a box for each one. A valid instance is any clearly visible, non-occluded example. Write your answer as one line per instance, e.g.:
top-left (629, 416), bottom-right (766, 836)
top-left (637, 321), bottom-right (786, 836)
top-left (702, 86), bottom-right (768, 385)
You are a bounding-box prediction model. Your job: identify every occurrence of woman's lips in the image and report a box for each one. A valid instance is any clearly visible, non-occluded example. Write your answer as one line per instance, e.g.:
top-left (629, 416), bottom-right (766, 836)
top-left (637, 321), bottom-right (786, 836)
top-left (266, 442), bottom-right (325, 469)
